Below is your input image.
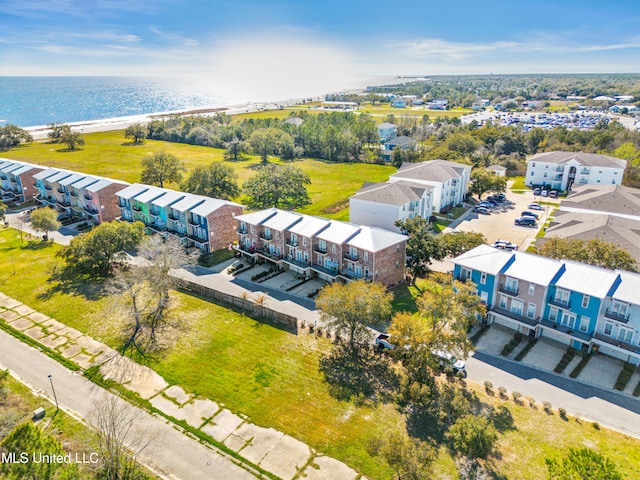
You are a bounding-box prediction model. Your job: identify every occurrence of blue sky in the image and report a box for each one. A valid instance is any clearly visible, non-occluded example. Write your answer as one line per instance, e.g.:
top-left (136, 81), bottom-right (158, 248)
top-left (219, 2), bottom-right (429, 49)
top-left (2, 0), bottom-right (640, 99)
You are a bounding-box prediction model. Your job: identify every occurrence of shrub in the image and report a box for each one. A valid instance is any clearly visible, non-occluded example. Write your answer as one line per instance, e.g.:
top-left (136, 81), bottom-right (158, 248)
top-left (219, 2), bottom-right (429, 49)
top-left (623, 362), bottom-right (635, 372)
top-left (484, 381), bottom-right (493, 394)
top-left (528, 397), bottom-right (536, 408)
top-left (614, 368), bottom-right (633, 391)
top-left (569, 355), bottom-right (592, 378)
top-left (543, 401), bottom-right (552, 413)
top-left (512, 391), bottom-right (522, 404)
top-left (558, 407), bottom-right (567, 418)
top-left (498, 386), bottom-right (507, 398)
top-left (633, 380), bottom-right (640, 397)
top-left (514, 338), bottom-right (538, 361)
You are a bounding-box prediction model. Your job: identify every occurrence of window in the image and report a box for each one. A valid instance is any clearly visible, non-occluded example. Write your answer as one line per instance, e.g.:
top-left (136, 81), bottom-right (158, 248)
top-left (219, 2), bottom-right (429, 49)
top-left (532, 163), bottom-right (536, 167)
top-left (480, 291), bottom-right (488, 303)
top-left (499, 294), bottom-right (507, 309)
top-left (604, 321), bottom-right (613, 336)
top-left (318, 239), bottom-right (326, 252)
top-left (528, 283), bottom-right (535, 296)
top-left (549, 307), bottom-right (558, 322)
top-left (480, 272), bottom-right (487, 285)
top-left (581, 295), bottom-right (589, 309)
top-left (560, 312), bottom-right (576, 329)
top-left (526, 303), bottom-right (536, 319)
top-left (461, 268), bottom-right (471, 280)
top-left (579, 316), bottom-right (589, 333)
top-left (511, 300), bottom-right (524, 316)
top-left (611, 301), bottom-right (628, 317)
top-left (555, 289), bottom-right (570, 305)
top-left (618, 328), bottom-right (633, 343)
top-left (364, 251), bottom-right (368, 261)
top-left (302, 237), bottom-right (307, 247)
top-left (332, 244), bottom-right (336, 253)
top-left (505, 277), bottom-right (518, 293)
top-left (544, 173), bottom-right (548, 178)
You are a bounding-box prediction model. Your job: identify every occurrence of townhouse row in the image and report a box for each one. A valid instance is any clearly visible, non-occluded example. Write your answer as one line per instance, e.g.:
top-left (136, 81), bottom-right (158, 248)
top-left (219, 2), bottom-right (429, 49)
top-left (453, 244), bottom-right (640, 365)
top-left (234, 208), bottom-right (408, 286)
top-left (0, 158), bottom-right (242, 253)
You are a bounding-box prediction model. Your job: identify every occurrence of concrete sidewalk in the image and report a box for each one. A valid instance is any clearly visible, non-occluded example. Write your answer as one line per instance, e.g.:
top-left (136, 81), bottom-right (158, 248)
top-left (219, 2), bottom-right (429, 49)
top-left (0, 291), bottom-right (358, 480)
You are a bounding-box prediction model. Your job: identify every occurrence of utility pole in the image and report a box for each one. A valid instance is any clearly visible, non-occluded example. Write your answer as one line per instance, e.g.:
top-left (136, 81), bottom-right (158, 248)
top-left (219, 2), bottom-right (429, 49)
top-left (48, 374), bottom-right (59, 413)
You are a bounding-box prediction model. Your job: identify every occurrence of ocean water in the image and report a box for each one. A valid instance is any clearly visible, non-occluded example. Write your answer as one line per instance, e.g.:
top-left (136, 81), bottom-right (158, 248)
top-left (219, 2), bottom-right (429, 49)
top-left (0, 76), bottom-right (230, 128)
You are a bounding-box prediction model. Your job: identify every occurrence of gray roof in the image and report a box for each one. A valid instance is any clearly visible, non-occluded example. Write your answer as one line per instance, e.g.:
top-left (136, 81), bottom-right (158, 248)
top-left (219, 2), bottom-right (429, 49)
top-left (316, 220), bottom-right (360, 244)
top-left (58, 173), bottom-right (85, 187)
top-left (527, 151), bottom-right (627, 169)
top-left (541, 211), bottom-right (640, 264)
top-left (71, 176), bottom-right (100, 190)
top-left (562, 185), bottom-right (640, 217)
top-left (131, 186), bottom-right (165, 203)
top-left (453, 244), bottom-right (514, 276)
top-left (151, 191), bottom-right (185, 208)
top-left (384, 135), bottom-right (416, 147)
top-left (553, 260), bottom-right (620, 297)
top-left (351, 181), bottom-right (429, 206)
top-left (116, 184), bottom-right (149, 200)
top-left (33, 168), bottom-right (60, 181)
top-left (288, 215), bottom-right (331, 237)
top-left (377, 122), bottom-right (396, 129)
top-left (347, 226), bottom-right (407, 252)
top-left (487, 164), bottom-right (507, 172)
top-left (191, 197), bottom-right (241, 217)
top-left (45, 171), bottom-right (74, 184)
top-left (170, 193), bottom-right (205, 212)
top-left (611, 270), bottom-right (640, 304)
top-left (235, 208), bottom-right (278, 225)
top-left (11, 164), bottom-right (40, 176)
top-left (262, 210), bottom-right (303, 231)
top-left (500, 250), bottom-right (563, 285)
top-left (393, 159), bottom-right (470, 183)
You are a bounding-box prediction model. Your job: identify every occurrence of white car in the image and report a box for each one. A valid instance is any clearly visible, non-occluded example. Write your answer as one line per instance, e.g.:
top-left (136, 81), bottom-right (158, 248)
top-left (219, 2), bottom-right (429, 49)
top-left (433, 350), bottom-right (466, 375)
top-left (528, 203), bottom-right (544, 210)
top-left (493, 240), bottom-right (518, 251)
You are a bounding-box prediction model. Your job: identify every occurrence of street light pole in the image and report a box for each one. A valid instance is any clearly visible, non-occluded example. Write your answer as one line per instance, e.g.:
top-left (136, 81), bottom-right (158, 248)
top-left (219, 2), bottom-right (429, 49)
top-left (48, 374), bottom-right (59, 413)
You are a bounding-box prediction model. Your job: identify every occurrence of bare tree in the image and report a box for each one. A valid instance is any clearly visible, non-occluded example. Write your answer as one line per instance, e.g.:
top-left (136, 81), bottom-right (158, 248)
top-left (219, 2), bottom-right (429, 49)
top-left (91, 395), bottom-right (152, 480)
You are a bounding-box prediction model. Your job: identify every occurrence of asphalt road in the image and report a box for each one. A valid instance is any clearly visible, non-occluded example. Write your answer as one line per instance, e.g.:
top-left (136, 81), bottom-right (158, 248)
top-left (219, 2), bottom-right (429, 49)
top-left (467, 351), bottom-right (640, 439)
top-left (0, 329), bottom-right (258, 480)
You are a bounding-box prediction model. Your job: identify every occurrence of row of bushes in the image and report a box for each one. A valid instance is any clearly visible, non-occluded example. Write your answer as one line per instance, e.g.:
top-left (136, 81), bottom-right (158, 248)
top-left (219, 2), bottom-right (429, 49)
top-left (514, 338), bottom-right (538, 361)
top-left (553, 348), bottom-right (576, 374)
top-left (501, 333), bottom-right (523, 356)
top-left (569, 355), bottom-right (592, 378)
top-left (614, 362), bottom-right (635, 391)
top-left (251, 269), bottom-right (274, 282)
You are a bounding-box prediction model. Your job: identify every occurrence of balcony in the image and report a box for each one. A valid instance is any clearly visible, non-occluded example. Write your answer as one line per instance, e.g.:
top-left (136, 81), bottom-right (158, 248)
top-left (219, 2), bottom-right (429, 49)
top-left (284, 255), bottom-right (310, 270)
top-left (84, 193), bottom-right (93, 201)
top-left (84, 205), bottom-right (99, 215)
top-left (260, 231), bottom-right (273, 241)
top-left (168, 213), bottom-right (180, 221)
top-left (593, 332), bottom-right (640, 355)
top-left (344, 251), bottom-right (359, 261)
top-left (286, 238), bottom-right (298, 247)
top-left (498, 283), bottom-right (519, 297)
top-left (255, 247), bottom-right (283, 263)
top-left (188, 216), bottom-right (199, 226)
top-left (10, 178), bottom-right (18, 184)
top-left (555, 167), bottom-right (564, 172)
top-left (314, 246), bottom-right (328, 254)
top-left (188, 234), bottom-right (209, 245)
top-left (70, 190), bottom-right (78, 197)
top-left (44, 185), bottom-right (52, 191)
top-left (132, 205), bottom-right (142, 212)
top-left (548, 295), bottom-right (571, 309)
top-left (237, 225), bottom-right (248, 235)
top-left (540, 319), bottom-right (592, 343)
top-left (490, 306), bottom-right (539, 328)
top-left (57, 187), bottom-right (66, 194)
top-left (58, 199), bottom-right (71, 207)
top-left (339, 269), bottom-right (366, 281)
top-left (604, 309), bottom-right (630, 324)
top-left (580, 169), bottom-right (590, 175)
top-left (311, 263), bottom-right (339, 277)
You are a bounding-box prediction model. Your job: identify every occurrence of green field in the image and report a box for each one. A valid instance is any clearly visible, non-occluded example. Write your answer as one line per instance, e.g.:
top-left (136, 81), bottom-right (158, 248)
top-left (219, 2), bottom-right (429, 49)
top-left (2, 227), bottom-right (640, 479)
top-left (359, 104), bottom-right (473, 118)
top-left (6, 130), bottom-right (395, 219)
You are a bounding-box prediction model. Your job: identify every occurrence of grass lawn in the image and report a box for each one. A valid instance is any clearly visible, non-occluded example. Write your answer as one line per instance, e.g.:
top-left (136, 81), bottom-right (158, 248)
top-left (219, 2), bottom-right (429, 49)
top-left (5, 130), bottom-right (396, 220)
top-left (509, 175), bottom-right (527, 191)
top-left (359, 105), bottom-right (472, 118)
top-left (2, 231), bottom-right (640, 478)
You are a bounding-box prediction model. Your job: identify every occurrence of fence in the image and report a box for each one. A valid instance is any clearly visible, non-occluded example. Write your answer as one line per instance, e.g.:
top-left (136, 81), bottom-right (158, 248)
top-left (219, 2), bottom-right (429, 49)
top-left (175, 278), bottom-right (299, 333)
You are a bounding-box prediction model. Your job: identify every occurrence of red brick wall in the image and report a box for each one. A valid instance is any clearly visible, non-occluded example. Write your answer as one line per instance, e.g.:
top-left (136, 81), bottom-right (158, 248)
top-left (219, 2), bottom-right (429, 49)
top-left (96, 183), bottom-right (129, 222)
top-left (18, 167), bottom-right (44, 201)
top-left (207, 205), bottom-right (244, 251)
top-left (371, 242), bottom-right (406, 286)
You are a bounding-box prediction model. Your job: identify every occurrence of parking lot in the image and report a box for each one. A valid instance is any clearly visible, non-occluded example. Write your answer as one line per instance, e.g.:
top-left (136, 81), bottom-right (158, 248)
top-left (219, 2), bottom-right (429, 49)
top-left (453, 190), bottom-right (554, 250)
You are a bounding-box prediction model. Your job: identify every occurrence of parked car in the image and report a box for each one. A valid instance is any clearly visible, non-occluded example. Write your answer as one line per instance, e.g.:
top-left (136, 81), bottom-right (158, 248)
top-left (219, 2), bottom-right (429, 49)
top-left (533, 188), bottom-right (541, 195)
top-left (493, 239), bottom-right (518, 251)
top-left (515, 216), bottom-right (537, 227)
top-left (474, 206), bottom-right (491, 215)
top-left (540, 190), bottom-right (549, 197)
top-left (521, 211), bottom-right (539, 219)
top-left (549, 190), bottom-right (559, 198)
top-left (375, 333), bottom-right (395, 351)
top-left (488, 193), bottom-right (506, 202)
top-left (433, 350), bottom-right (466, 376)
top-left (528, 202), bottom-right (544, 210)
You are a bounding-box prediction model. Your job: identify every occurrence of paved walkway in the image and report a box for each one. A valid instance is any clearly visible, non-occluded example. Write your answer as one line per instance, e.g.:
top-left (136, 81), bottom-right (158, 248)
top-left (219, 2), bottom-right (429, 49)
top-left (0, 292), bottom-right (358, 480)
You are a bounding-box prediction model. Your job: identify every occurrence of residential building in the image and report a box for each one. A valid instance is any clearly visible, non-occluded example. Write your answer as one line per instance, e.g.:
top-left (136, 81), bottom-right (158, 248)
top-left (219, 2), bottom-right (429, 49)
top-left (382, 135), bottom-right (417, 160)
top-left (0, 159), bottom-right (44, 203)
top-left (525, 151), bottom-right (627, 192)
top-left (234, 208), bottom-right (407, 286)
top-left (391, 98), bottom-right (406, 108)
top-left (117, 184), bottom-right (243, 252)
top-left (487, 165), bottom-right (507, 177)
top-left (349, 180), bottom-right (433, 232)
top-left (453, 245), bottom-right (640, 365)
top-left (427, 99), bottom-right (448, 110)
top-left (561, 184), bottom-right (640, 219)
top-left (609, 105), bottom-right (639, 114)
top-left (389, 160), bottom-right (471, 213)
top-left (377, 122), bottom-right (397, 142)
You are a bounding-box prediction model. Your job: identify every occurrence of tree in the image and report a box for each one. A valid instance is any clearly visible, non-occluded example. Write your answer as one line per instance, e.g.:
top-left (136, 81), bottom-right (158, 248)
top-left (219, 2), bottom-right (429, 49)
top-left (316, 280), bottom-right (392, 346)
top-left (545, 447), bottom-right (623, 480)
top-left (368, 432), bottom-right (436, 480)
top-left (47, 123), bottom-right (71, 143)
top-left (0, 422), bottom-right (80, 479)
top-left (447, 414), bottom-right (498, 459)
top-left (470, 168), bottom-right (507, 200)
top-left (58, 221), bottom-right (145, 278)
top-left (29, 207), bottom-right (61, 241)
top-left (140, 151), bottom-right (185, 188)
top-left (395, 217), bottom-right (445, 282)
top-left (242, 164), bottom-right (311, 210)
top-left (223, 136), bottom-right (247, 161)
top-left (388, 275), bottom-right (484, 386)
top-left (0, 124), bottom-right (32, 150)
top-left (181, 162), bottom-right (240, 200)
top-left (59, 129), bottom-right (85, 150)
top-left (437, 231), bottom-right (486, 258)
top-left (247, 127), bottom-right (293, 164)
top-left (535, 237), bottom-right (638, 272)
top-left (91, 396), bottom-right (151, 480)
top-left (124, 123), bottom-right (148, 144)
